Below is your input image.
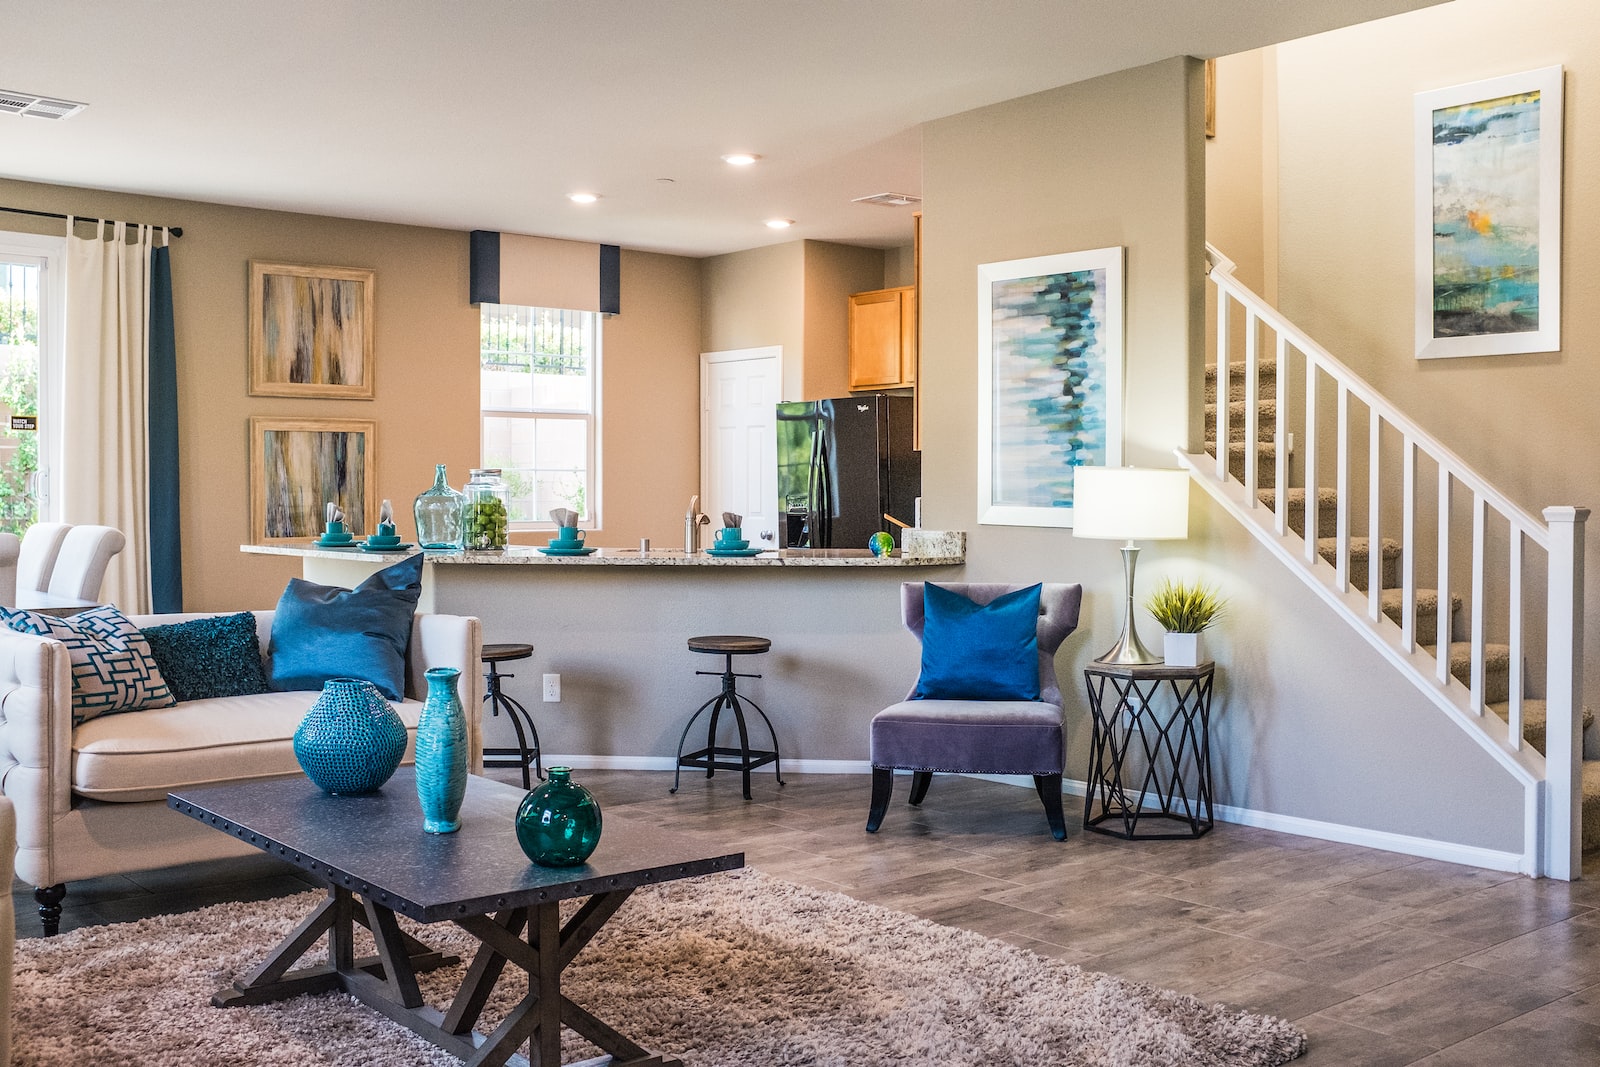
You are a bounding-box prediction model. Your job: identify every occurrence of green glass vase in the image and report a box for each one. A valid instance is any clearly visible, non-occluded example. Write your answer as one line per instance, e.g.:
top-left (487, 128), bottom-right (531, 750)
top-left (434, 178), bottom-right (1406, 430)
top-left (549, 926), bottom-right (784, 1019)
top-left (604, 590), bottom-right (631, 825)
top-left (515, 766), bottom-right (602, 867)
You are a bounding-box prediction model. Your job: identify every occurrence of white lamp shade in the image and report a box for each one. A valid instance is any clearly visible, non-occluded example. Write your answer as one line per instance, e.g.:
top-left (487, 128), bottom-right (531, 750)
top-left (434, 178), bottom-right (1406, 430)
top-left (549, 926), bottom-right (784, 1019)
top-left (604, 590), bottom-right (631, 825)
top-left (1071, 466), bottom-right (1190, 541)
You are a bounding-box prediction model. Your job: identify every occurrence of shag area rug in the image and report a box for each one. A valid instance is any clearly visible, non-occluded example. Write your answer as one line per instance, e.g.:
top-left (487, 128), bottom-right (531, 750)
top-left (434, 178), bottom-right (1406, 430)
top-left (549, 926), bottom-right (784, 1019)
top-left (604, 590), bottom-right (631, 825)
top-left (12, 869), bottom-right (1305, 1066)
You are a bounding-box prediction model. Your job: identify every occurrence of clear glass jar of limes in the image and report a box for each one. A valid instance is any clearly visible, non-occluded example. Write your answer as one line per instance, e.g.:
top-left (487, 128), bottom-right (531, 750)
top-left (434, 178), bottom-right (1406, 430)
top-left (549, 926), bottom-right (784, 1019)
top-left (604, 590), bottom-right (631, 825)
top-left (462, 468), bottom-right (510, 551)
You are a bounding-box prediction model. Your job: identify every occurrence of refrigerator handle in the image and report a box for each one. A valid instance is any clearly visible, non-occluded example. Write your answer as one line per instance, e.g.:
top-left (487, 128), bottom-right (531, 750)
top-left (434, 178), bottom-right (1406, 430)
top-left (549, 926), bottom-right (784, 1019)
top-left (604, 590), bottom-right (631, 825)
top-left (811, 430), bottom-right (832, 548)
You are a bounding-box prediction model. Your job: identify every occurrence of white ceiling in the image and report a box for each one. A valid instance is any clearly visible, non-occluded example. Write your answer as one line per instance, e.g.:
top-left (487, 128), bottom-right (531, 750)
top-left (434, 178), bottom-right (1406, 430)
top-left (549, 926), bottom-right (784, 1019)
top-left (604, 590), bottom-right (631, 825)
top-left (3, 0), bottom-right (1440, 258)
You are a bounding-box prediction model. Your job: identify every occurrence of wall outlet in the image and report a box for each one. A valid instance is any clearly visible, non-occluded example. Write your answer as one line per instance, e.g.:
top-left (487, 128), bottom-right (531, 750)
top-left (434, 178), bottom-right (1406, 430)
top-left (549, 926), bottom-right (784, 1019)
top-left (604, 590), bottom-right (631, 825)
top-left (542, 674), bottom-right (560, 702)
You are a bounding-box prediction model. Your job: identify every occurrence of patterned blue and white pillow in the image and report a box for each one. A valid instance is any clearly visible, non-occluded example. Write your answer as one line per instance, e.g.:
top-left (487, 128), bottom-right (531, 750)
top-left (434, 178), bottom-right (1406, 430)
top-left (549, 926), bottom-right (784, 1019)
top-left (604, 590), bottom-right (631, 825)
top-left (1, 605), bottom-right (176, 725)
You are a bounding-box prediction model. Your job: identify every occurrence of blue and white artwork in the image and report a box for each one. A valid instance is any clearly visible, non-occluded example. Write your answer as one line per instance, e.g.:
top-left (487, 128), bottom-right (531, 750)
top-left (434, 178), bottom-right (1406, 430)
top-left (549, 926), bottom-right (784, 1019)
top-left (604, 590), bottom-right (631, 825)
top-left (1431, 90), bottom-right (1542, 338)
top-left (978, 248), bottom-right (1124, 527)
top-left (1415, 66), bottom-right (1562, 359)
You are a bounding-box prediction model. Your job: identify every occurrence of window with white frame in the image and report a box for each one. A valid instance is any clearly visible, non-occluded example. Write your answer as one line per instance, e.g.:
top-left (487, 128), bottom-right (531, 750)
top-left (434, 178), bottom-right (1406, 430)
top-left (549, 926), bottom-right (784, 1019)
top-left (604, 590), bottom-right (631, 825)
top-left (0, 231), bottom-right (64, 533)
top-left (480, 304), bottom-right (599, 528)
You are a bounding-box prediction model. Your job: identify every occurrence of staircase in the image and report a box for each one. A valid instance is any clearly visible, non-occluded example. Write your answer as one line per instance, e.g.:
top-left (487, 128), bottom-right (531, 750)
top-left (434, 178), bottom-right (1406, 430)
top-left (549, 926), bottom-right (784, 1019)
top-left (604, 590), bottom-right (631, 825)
top-left (1184, 248), bottom-right (1594, 877)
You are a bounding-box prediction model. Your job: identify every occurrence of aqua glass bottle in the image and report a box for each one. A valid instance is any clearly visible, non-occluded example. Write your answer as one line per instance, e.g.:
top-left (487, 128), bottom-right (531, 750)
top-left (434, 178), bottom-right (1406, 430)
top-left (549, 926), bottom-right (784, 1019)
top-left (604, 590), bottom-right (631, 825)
top-left (414, 464), bottom-right (466, 550)
top-left (415, 667), bottom-right (468, 833)
top-left (516, 767), bottom-right (603, 866)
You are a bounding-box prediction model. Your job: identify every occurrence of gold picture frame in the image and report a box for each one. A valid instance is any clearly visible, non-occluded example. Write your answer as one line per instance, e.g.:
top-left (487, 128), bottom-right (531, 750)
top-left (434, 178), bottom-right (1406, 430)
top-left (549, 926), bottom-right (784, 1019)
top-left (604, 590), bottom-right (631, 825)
top-left (249, 416), bottom-right (376, 542)
top-left (248, 261), bottom-right (375, 399)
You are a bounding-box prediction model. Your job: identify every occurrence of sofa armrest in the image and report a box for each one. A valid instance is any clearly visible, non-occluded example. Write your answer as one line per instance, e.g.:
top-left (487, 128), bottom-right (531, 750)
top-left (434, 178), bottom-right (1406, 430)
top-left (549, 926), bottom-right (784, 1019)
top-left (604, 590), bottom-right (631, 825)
top-left (408, 614), bottom-right (485, 773)
top-left (0, 626), bottom-right (75, 888)
top-left (0, 795), bottom-right (13, 1065)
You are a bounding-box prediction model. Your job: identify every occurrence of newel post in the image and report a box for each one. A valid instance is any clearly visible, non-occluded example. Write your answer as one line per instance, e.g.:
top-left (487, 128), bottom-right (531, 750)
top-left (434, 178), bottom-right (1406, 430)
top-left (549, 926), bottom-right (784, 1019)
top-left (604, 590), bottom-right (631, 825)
top-left (1543, 506), bottom-right (1588, 880)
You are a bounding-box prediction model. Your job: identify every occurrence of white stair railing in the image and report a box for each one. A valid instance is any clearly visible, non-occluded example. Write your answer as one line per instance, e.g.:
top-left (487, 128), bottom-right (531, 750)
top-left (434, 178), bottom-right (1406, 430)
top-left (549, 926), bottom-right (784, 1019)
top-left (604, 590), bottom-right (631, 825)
top-left (1185, 246), bottom-right (1587, 879)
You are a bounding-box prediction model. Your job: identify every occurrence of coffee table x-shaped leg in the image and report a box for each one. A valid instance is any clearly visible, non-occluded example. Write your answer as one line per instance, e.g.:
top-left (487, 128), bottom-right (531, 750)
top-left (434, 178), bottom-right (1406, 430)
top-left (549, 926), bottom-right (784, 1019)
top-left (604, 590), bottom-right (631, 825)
top-left (213, 884), bottom-right (680, 1067)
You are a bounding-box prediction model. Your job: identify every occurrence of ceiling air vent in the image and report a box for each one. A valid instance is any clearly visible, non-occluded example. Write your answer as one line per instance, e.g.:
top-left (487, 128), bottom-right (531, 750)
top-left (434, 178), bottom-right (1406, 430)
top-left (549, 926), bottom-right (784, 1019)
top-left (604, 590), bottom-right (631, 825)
top-left (852, 192), bottom-right (923, 207)
top-left (0, 91), bottom-right (88, 120)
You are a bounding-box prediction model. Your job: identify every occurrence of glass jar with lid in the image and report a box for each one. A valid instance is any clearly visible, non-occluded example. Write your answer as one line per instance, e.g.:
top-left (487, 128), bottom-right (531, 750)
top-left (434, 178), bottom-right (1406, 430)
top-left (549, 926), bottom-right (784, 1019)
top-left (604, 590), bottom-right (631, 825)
top-left (413, 464), bottom-right (466, 551)
top-left (462, 468), bottom-right (510, 551)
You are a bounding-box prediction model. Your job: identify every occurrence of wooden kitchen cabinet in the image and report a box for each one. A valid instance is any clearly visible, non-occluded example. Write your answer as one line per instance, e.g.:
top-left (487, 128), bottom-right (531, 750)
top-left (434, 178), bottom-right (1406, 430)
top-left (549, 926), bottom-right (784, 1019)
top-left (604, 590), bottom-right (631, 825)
top-left (848, 285), bottom-right (916, 390)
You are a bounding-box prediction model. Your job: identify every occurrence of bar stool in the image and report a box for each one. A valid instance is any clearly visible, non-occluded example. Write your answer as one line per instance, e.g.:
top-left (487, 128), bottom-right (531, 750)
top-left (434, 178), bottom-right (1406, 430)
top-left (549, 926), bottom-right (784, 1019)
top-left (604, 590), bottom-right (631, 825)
top-left (672, 635), bottom-right (785, 800)
top-left (480, 642), bottom-right (542, 788)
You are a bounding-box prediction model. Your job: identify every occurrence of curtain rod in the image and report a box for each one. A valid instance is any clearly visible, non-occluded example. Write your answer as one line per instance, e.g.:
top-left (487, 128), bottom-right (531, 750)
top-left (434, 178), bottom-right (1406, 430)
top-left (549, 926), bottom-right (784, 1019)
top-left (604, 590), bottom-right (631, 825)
top-left (0, 205), bottom-right (183, 238)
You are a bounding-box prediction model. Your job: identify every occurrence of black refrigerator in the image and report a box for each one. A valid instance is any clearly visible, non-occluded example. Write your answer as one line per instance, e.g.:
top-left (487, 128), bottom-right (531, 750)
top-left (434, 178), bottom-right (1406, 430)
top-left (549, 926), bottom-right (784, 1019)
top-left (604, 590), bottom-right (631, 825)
top-left (776, 395), bottom-right (921, 549)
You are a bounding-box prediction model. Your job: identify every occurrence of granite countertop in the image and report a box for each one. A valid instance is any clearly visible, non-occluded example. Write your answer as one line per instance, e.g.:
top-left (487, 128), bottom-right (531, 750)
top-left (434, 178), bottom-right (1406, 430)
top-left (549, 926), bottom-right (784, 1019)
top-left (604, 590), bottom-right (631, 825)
top-left (241, 544), bottom-right (964, 567)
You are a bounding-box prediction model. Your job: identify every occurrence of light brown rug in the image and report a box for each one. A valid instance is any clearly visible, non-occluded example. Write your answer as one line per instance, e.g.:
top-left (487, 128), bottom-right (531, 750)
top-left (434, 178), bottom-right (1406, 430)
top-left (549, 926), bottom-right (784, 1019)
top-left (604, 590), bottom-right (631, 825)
top-left (12, 869), bottom-right (1305, 1066)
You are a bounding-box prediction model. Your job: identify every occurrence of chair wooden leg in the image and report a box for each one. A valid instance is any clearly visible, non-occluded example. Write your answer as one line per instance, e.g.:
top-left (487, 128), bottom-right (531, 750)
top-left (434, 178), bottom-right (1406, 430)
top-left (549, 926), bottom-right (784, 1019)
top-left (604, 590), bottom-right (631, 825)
top-left (866, 767), bottom-right (893, 832)
top-left (1035, 774), bottom-right (1067, 841)
top-left (35, 883), bottom-right (66, 936)
top-left (908, 770), bottom-right (933, 806)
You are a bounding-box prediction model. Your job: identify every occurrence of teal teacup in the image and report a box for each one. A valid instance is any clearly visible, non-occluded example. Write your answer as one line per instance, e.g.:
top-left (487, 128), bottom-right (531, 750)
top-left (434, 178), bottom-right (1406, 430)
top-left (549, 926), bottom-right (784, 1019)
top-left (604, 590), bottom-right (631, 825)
top-left (715, 527), bottom-right (744, 546)
top-left (551, 528), bottom-right (585, 548)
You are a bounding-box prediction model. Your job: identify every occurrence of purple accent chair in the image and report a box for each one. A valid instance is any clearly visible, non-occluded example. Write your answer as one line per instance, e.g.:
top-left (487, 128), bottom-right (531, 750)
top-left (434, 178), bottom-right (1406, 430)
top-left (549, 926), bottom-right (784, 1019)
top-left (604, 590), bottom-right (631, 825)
top-left (866, 582), bottom-right (1084, 840)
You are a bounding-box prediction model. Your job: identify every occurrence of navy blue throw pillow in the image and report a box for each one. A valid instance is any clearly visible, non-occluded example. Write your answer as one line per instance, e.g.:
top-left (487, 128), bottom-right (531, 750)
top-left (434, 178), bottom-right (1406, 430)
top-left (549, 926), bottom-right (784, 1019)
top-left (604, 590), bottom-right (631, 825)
top-left (913, 583), bottom-right (1041, 701)
top-left (141, 611), bottom-right (270, 703)
top-left (268, 553), bottom-right (423, 700)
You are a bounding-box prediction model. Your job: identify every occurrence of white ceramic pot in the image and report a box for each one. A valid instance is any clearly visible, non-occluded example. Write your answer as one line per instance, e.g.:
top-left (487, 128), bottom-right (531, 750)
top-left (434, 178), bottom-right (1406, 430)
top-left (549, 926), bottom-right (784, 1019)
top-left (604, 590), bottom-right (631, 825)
top-left (1163, 632), bottom-right (1204, 667)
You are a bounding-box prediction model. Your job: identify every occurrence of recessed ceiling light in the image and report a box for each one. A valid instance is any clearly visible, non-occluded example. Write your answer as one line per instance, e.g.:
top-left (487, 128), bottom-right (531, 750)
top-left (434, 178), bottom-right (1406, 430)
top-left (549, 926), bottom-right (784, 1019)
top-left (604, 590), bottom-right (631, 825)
top-left (765, 218), bottom-right (794, 229)
top-left (568, 192), bottom-right (599, 204)
top-left (722, 153), bottom-right (761, 166)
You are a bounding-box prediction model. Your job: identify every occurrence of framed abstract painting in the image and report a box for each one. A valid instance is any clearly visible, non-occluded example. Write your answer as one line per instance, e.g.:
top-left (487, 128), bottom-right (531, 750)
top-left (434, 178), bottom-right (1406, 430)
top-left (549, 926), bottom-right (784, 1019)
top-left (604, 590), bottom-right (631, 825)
top-left (977, 247), bottom-right (1124, 527)
top-left (249, 417), bottom-right (375, 542)
top-left (249, 261), bottom-right (376, 397)
top-left (1414, 66), bottom-right (1562, 359)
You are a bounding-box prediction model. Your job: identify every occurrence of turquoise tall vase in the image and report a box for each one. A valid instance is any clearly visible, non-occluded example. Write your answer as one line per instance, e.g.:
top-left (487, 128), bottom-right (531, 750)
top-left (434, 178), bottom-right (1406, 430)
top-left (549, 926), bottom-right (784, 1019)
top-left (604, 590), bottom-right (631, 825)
top-left (415, 666), bottom-right (469, 833)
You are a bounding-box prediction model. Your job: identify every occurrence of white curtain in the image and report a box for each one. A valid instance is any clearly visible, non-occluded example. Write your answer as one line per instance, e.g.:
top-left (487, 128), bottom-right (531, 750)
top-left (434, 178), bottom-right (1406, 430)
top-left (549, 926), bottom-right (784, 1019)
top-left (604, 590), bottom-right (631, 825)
top-left (62, 219), bottom-right (155, 612)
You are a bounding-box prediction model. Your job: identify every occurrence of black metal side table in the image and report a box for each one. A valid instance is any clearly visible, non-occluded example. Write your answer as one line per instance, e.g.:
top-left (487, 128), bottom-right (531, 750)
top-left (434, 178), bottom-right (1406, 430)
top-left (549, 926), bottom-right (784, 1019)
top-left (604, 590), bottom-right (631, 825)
top-left (1082, 660), bottom-right (1216, 839)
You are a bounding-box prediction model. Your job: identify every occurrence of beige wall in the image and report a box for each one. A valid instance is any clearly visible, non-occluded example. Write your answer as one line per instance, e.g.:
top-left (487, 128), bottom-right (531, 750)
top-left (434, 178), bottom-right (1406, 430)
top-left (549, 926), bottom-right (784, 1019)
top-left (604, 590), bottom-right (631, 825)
top-left (1205, 51), bottom-right (1269, 293)
top-left (800, 240), bottom-right (885, 399)
top-left (700, 239), bottom-right (887, 402)
top-left (0, 177), bottom-right (702, 610)
top-left (699, 242), bottom-right (805, 399)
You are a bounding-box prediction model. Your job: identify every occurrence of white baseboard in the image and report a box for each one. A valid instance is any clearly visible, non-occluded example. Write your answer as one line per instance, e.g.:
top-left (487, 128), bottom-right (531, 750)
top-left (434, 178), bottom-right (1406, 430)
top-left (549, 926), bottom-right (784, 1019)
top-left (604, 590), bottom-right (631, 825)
top-left (937, 773), bottom-right (1528, 873)
top-left (537, 760), bottom-right (1528, 873)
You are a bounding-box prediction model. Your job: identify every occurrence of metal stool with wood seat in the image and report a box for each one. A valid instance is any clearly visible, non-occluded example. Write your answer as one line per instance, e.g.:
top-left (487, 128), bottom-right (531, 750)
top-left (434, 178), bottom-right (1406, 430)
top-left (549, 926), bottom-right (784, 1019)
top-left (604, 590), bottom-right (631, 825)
top-left (480, 642), bottom-right (543, 788)
top-left (671, 635), bottom-right (785, 800)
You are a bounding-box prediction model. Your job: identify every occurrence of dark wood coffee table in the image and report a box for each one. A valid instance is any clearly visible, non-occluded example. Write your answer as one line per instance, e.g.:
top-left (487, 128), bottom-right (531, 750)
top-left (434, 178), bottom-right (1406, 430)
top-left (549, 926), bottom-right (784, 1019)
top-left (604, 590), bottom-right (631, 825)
top-left (169, 768), bottom-right (743, 1067)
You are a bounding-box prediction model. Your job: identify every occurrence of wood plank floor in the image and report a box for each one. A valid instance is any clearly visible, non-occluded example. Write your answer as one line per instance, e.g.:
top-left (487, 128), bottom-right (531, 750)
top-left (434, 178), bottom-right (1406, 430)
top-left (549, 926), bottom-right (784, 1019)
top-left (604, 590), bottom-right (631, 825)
top-left (13, 769), bottom-right (1600, 1065)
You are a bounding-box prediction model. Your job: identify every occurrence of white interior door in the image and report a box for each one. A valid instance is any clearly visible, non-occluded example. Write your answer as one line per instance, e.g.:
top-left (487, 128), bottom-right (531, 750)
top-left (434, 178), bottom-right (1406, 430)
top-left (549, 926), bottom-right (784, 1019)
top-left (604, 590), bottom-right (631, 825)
top-left (700, 347), bottom-right (780, 548)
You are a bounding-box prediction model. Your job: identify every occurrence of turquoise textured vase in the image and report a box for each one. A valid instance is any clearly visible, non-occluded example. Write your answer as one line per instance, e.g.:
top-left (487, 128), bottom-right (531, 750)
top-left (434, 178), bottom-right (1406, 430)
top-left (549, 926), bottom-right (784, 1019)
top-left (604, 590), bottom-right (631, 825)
top-left (415, 666), bottom-right (469, 833)
top-left (516, 766), bottom-right (603, 867)
top-left (293, 678), bottom-right (408, 795)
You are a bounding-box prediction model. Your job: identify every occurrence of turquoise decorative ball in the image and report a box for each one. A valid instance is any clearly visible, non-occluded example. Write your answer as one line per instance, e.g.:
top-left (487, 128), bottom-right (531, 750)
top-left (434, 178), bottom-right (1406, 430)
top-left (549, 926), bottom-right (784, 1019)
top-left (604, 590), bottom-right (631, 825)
top-left (869, 531), bottom-right (895, 557)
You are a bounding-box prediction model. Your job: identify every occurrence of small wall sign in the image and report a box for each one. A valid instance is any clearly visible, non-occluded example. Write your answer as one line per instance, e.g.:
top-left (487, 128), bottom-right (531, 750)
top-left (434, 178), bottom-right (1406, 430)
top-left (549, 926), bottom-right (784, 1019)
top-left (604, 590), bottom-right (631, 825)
top-left (9, 416), bottom-right (36, 432)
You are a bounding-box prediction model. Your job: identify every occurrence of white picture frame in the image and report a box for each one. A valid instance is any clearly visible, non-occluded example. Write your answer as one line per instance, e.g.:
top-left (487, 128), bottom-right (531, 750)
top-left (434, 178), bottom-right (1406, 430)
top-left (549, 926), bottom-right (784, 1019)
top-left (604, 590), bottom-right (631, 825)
top-left (1414, 65), bottom-right (1563, 359)
top-left (977, 247), bottom-right (1124, 527)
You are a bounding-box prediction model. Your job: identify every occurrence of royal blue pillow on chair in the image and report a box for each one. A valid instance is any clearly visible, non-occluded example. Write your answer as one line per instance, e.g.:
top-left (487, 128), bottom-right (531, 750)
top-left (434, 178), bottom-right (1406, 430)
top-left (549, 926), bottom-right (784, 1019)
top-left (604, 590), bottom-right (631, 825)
top-left (913, 583), bottom-right (1042, 701)
top-left (268, 553), bottom-right (423, 700)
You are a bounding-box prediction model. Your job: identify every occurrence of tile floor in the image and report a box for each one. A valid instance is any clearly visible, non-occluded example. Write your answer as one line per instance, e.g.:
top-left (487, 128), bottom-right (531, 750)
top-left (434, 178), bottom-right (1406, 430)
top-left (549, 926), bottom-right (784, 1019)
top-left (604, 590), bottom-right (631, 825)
top-left (12, 769), bottom-right (1600, 1065)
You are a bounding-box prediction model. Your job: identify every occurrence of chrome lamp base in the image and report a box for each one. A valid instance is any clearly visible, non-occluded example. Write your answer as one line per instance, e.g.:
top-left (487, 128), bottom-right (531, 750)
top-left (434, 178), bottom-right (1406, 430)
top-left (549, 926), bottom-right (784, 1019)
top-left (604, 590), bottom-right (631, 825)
top-left (1094, 542), bottom-right (1164, 665)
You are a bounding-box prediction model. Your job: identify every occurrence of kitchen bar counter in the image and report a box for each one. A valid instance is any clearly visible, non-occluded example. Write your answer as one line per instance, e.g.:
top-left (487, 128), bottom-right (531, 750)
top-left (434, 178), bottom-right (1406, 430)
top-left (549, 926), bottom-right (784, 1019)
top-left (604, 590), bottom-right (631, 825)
top-left (241, 544), bottom-right (963, 567)
top-left (240, 537), bottom-right (969, 769)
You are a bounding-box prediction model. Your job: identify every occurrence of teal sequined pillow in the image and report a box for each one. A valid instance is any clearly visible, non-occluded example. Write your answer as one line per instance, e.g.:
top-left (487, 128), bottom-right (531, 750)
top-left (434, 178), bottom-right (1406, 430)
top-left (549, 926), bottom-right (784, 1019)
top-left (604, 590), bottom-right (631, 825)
top-left (141, 611), bottom-right (270, 703)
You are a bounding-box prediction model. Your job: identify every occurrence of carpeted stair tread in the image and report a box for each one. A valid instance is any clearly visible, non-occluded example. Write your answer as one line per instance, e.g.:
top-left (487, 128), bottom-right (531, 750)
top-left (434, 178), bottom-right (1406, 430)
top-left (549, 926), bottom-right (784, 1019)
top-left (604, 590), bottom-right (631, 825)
top-left (1207, 440), bottom-right (1281, 488)
top-left (1486, 700), bottom-right (1596, 756)
top-left (1204, 358), bottom-right (1277, 404)
top-left (1257, 487), bottom-right (1339, 540)
top-left (1584, 761), bottom-right (1600, 852)
top-left (1205, 398), bottom-right (1279, 442)
top-left (1317, 536), bottom-right (1401, 592)
top-left (1380, 588), bottom-right (1462, 639)
top-left (1420, 641), bottom-right (1511, 705)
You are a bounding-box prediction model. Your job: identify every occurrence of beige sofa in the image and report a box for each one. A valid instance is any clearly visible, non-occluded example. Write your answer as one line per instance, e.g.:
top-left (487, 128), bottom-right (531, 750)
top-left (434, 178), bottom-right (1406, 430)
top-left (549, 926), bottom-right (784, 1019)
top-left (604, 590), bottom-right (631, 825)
top-left (0, 609), bottom-right (483, 935)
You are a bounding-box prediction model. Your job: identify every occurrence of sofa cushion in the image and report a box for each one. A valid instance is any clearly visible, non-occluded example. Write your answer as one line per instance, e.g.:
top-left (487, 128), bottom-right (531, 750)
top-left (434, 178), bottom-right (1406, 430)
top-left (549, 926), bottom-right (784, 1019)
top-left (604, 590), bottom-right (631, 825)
top-left (71, 690), bottom-right (424, 802)
top-left (912, 582), bottom-right (1041, 701)
top-left (141, 611), bottom-right (271, 702)
top-left (268, 553), bottom-right (423, 700)
top-left (870, 698), bottom-right (1064, 775)
top-left (1, 604), bottom-right (175, 725)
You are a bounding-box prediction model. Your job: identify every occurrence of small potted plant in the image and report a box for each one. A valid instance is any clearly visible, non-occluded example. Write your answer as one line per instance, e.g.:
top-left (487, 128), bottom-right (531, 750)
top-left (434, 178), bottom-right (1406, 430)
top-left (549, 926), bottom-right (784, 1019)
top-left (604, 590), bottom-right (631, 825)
top-left (1145, 579), bottom-right (1226, 667)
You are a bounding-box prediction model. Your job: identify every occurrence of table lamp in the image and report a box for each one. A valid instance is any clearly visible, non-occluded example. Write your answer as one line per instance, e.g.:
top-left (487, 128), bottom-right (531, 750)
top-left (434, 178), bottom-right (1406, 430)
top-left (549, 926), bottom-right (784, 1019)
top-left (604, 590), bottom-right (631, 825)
top-left (1071, 466), bottom-right (1191, 664)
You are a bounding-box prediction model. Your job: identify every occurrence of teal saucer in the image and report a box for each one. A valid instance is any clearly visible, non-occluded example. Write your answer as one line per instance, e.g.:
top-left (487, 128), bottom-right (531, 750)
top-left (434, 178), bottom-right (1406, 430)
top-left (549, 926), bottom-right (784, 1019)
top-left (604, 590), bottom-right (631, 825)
top-left (360, 541), bottom-right (414, 552)
top-left (313, 539), bottom-right (361, 549)
top-left (705, 547), bottom-right (764, 557)
top-left (539, 546), bottom-right (598, 556)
